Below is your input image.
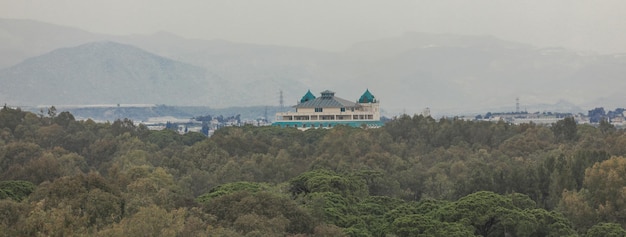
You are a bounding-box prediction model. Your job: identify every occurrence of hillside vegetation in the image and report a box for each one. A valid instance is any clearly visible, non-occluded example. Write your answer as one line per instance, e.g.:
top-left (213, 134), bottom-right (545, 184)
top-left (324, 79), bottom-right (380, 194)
top-left (1, 106), bottom-right (626, 236)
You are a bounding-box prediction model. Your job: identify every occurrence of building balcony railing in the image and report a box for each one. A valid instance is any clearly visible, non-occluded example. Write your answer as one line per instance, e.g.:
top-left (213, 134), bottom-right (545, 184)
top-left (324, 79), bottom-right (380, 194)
top-left (276, 110), bottom-right (375, 117)
top-left (276, 113), bottom-right (377, 121)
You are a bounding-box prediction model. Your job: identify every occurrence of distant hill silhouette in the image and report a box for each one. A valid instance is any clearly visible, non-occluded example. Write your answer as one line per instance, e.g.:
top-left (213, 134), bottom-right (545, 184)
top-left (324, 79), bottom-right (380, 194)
top-left (0, 41), bottom-right (223, 106)
top-left (0, 18), bottom-right (108, 69)
top-left (2, 19), bottom-right (626, 115)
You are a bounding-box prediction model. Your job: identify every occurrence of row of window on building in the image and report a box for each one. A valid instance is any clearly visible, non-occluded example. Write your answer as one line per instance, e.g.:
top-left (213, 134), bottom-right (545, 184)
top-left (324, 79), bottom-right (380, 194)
top-left (312, 107), bottom-right (354, 112)
top-left (285, 114), bottom-right (374, 121)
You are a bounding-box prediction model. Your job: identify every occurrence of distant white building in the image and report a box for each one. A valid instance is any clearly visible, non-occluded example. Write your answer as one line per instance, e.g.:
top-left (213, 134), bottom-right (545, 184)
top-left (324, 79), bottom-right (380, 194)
top-left (512, 117), bottom-right (561, 125)
top-left (272, 89), bottom-right (383, 130)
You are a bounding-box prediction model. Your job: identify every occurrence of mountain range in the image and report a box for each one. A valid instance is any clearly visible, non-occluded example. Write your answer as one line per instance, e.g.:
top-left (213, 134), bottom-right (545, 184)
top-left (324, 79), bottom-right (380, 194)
top-left (1, 18), bottom-right (625, 116)
top-left (0, 41), bottom-right (226, 106)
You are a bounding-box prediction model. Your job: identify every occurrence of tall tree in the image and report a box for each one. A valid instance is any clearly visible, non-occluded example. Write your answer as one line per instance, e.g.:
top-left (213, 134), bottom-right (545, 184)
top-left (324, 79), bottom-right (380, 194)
top-left (552, 117), bottom-right (578, 142)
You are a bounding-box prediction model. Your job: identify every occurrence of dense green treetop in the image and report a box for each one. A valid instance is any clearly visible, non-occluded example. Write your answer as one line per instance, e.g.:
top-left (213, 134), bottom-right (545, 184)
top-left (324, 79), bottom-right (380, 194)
top-left (1, 107), bottom-right (626, 236)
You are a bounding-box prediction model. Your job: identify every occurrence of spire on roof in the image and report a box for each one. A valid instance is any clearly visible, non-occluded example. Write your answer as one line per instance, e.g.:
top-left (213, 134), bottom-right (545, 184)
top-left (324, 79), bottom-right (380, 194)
top-left (358, 89), bottom-right (377, 103)
top-left (300, 90), bottom-right (316, 103)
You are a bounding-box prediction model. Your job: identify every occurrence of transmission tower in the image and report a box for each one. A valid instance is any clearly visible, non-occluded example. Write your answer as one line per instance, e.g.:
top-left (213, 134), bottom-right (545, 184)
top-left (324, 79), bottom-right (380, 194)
top-left (279, 90), bottom-right (284, 110)
top-left (516, 97), bottom-right (520, 114)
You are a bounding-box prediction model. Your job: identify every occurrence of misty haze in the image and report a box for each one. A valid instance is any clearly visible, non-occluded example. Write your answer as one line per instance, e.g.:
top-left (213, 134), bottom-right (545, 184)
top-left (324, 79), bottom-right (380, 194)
top-left (1, 1), bottom-right (626, 117)
top-left (2, 1), bottom-right (626, 236)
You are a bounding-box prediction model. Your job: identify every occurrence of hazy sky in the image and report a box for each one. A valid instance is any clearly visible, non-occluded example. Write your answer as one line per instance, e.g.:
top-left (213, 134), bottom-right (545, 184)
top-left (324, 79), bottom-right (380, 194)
top-left (2, 0), bottom-right (626, 53)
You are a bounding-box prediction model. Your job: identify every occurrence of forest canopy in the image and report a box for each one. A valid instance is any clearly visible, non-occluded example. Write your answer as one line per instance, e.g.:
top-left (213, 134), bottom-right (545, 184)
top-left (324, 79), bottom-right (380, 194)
top-left (1, 106), bottom-right (626, 236)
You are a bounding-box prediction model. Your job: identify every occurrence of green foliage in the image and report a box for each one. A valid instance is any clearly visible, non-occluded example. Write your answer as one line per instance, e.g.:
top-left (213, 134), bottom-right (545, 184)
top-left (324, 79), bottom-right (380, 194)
top-left (599, 119), bottom-right (616, 135)
top-left (354, 196), bottom-right (406, 235)
top-left (392, 214), bottom-right (474, 237)
top-left (0, 180), bottom-right (35, 201)
top-left (53, 111), bottom-right (75, 128)
top-left (145, 129), bottom-right (180, 148)
top-left (0, 199), bottom-right (28, 236)
top-left (527, 208), bottom-right (577, 237)
top-left (196, 181), bottom-right (269, 203)
top-left (552, 117), bottom-right (578, 142)
top-left (508, 192), bottom-right (537, 210)
top-left (0, 106), bottom-right (27, 132)
top-left (28, 172), bottom-right (123, 230)
top-left (586, 222), bottom-right (626, 237)
top-left (144, 129), bottom-right (206, 148)
top-left (0, 141), bottom-right (43, 174)
top-left (201, 190), bottom-right (315, 235)
top-left (96, 205), bottom-right (189, 237)
top-left (0, 109), bottom-right (625, 235)
top-left (289, 169), bottom-right (368, 200)
top-left (432, 191), bottom-right (577, 237)
top-left (305, 192), bottom-right (353, 227)
top-left (435, 191), bottom-right (515, 236)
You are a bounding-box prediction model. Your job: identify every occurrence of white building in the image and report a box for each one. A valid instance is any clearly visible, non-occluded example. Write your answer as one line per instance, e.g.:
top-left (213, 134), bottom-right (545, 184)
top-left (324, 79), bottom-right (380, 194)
top-left (272, 89), bottom-right (383, 130)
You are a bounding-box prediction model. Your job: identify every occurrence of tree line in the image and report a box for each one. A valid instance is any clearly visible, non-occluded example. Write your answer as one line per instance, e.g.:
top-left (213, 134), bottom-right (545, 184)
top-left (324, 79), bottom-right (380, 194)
top-left (1, 105), bottom-right (626, 236)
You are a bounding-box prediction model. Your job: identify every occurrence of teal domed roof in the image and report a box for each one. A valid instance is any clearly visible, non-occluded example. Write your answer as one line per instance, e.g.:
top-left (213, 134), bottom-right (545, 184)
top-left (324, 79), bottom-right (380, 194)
top-left (358, 89), bottom-right (376, 103)
top-left (300, 90), bottom-right (316, 103)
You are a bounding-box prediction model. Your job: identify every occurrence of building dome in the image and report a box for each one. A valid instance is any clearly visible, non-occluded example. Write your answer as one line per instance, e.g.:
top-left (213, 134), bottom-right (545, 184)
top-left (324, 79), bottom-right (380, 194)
top-left (300, 90), bottom-right (316, 103)
top-left (358, 89), bottom-right (376, 103)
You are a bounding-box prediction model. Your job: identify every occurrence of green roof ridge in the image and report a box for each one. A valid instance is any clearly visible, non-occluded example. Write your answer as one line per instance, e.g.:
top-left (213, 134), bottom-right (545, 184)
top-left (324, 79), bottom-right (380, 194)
top-left (300, 90), bottom-right (316, 103)
top-left (358, 89), bottom-right (376, 103)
